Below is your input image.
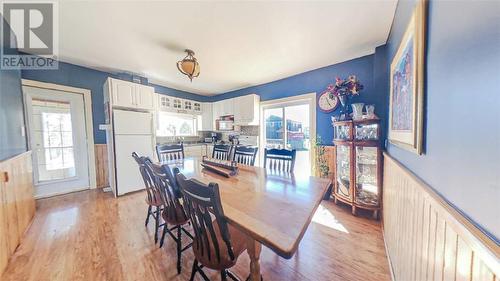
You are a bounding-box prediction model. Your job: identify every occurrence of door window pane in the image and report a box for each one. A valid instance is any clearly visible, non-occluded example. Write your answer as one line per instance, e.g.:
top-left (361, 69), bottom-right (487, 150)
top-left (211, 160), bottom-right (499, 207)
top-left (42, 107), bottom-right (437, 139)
top-left (32, 99), bottom-right (76, 182)
top-left (264, 108), bottom-right (284, 148)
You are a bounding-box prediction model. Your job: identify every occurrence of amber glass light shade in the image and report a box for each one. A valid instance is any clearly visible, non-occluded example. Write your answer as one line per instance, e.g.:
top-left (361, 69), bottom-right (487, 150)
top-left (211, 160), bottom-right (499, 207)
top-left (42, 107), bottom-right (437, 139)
top-left (177, 49), bottom-right (200, 81)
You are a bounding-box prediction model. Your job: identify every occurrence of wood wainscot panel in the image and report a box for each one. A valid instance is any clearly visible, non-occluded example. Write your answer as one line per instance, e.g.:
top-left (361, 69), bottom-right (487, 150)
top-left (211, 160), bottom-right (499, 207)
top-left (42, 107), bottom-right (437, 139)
top-left (382, 153), bottom-right (499, 281)
top-left (95, 144), bottom-right (109, 188)
top-left (0, 151), bottom-right (35, 276)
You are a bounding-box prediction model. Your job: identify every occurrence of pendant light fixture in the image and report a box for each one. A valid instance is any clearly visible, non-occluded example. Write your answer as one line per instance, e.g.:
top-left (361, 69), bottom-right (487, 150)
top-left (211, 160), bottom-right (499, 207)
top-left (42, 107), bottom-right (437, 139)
top-left (176, 49), bottom-right (200, 81)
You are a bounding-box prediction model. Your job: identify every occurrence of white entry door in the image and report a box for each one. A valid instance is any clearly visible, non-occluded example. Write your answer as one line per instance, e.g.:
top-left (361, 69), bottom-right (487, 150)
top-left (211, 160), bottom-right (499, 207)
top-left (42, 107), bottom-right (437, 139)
top-left (24, 86), bottom-right (90, 197)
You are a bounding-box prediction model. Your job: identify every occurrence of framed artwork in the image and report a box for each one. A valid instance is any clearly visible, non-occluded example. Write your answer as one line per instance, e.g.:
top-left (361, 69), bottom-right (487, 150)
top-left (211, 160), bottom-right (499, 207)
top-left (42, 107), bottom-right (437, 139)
top-left (388, 0), bottom-right (426, 155)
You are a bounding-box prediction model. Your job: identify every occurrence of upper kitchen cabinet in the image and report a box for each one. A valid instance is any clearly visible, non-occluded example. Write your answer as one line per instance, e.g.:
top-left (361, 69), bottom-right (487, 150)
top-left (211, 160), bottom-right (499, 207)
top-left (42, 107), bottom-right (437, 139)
top-left (107, 78), bottom-right (155, 111)
top-left (193, 101), bottom-right (202, 113)
top-left (157, 94), bottom-right (203, 115)
top-left (201, 102), bottom-right (213, 131)
top-left (234, 94), bottom-right (260, 125)
top-left (222, 98), bottom-right (234, 116)
top-left (212, 100), bottom-right (223, 118)
top-left (135, 84), bottom-right (155, 110)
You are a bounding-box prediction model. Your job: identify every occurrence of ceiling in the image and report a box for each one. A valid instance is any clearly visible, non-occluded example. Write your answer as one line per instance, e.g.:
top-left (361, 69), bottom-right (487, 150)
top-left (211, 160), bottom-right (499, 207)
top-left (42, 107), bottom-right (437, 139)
top-left (58, 1), bottom-right (397, 95)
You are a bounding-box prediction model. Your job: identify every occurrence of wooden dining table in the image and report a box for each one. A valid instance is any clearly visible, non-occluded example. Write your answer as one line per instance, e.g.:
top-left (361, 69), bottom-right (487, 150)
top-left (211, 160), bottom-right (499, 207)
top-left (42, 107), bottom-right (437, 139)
top-left (162, 157), bottom-right (331, 281)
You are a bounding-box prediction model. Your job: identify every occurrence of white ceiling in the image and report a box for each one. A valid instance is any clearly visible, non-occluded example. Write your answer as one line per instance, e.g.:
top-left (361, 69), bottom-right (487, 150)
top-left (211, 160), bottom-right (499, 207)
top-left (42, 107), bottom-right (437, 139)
top-left (58, 1), bottom-right (397, 95)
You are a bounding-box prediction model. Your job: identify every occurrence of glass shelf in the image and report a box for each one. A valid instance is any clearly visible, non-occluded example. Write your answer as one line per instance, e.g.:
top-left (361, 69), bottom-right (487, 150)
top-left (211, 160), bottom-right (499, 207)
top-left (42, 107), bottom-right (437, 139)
top-left (355, 146), bottom-right (379, 206)
top-left (355, 123), bottom-right (379, 141)
top-left (336, 145), bottom-right (351, 198)
top-left (334, 124), bottom-right (352, 141)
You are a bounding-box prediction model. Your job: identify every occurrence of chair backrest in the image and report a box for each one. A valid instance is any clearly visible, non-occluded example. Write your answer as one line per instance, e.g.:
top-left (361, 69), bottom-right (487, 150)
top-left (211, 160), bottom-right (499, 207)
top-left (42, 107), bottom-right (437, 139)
top-left (146, 161), bottom-right (186, 223)
top-left (233, 146), bottom-right (258, 166)
top-left (212, 144), bottom-right (232, 160)
top-left (175, 172), bottom-right (236, 264)
top-left (264, 148), bottom-right (297, 172)
top-left (132, 152), bottom-right (160, 204)
top-left (156, 143), bottom-right (184, 162)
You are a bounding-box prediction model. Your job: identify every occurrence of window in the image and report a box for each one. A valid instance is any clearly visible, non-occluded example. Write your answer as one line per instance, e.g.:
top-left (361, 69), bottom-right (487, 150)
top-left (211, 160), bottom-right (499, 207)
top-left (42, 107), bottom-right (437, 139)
top-left (32, 99), bottom-right (76, 182)
top-left (157, 112), bottom-right (198, 136)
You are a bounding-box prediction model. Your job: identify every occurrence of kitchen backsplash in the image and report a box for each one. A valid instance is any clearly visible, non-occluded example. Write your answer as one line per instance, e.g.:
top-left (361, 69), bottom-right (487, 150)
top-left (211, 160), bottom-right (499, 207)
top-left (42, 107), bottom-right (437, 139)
top-left (157, 125), bottom-right (259, 144)
top-left (239, 125), bottom-right (259, 136)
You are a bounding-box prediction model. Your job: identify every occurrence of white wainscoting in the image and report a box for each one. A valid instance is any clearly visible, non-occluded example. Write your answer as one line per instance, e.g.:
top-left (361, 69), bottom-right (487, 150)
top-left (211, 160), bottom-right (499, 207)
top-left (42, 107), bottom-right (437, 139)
top-left (383, 153), bottom-right (499, 281)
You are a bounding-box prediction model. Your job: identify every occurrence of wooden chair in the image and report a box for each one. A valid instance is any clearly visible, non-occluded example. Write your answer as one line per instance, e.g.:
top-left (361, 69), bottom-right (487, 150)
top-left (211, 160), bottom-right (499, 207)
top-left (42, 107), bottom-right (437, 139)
top-left (176, 172), bottom-right (249, 281)
top-left (233, 146), bottom-right (258, 166)
top-left (156, 143), bottom-right (184, 162)
top-left (132, 152), bottom-right (163, 243)
top-left (212, 144), bottom-right (232, 161)
top-left (263, 148), bottom-right (297, 172)
top-left (146, 162), bottom-right (193, 274)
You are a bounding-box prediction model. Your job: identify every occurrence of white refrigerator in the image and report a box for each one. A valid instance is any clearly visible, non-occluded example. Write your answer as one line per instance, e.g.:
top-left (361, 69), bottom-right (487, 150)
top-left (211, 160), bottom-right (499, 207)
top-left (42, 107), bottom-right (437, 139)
top-left (108, 109), bottom-right (155, 196)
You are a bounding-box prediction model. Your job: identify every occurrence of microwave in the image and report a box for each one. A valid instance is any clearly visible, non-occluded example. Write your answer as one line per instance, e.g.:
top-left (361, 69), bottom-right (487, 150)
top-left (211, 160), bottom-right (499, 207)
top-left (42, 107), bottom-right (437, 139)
top-left (216, 120), bottom-right (234, 131)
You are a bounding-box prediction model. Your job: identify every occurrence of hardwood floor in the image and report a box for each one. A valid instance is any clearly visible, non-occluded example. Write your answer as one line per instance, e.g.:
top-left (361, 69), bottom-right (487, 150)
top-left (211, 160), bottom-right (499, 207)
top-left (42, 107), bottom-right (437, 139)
top-left (1, 189), bottom-right (391, 281)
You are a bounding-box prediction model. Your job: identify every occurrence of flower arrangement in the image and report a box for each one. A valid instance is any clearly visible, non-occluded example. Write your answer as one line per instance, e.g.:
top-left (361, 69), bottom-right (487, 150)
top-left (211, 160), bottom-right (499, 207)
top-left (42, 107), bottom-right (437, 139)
top-left (326, 75), bottom-right (364, 99)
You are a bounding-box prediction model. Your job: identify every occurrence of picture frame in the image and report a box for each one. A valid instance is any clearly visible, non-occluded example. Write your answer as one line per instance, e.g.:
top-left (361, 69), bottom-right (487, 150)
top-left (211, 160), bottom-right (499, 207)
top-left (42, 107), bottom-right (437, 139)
top-left (388, 0), bottom-right (426, 155)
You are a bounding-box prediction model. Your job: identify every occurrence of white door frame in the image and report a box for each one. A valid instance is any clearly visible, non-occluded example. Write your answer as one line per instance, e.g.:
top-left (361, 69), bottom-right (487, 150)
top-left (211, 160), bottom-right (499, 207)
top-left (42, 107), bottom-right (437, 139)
top-left (259, 92), bottom-right (317, 174)
top-left (22, 79), bottom-right (97, 194)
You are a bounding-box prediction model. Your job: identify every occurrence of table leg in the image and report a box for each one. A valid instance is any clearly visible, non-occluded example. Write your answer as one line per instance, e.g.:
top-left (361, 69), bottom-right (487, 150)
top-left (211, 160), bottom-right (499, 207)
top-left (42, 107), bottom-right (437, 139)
top-left (246, 237), bottom-right (262, 281)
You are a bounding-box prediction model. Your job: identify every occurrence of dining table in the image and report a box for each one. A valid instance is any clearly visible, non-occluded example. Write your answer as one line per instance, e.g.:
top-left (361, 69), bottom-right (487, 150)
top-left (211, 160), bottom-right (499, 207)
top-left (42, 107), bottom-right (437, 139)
top-left (161, 157), bottom-right (331, 281)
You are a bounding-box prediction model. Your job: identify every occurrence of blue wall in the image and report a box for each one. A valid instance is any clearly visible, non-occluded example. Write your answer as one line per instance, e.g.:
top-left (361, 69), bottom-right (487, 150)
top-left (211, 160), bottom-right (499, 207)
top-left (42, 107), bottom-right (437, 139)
top-left (215, 55), bottom-right (383, 145)
top-left (0, 18), bottom-right (27, 161)
top-left (22, 62), bottom-right (208, 144)
top-left (385, 0), bottom-right (500, 241)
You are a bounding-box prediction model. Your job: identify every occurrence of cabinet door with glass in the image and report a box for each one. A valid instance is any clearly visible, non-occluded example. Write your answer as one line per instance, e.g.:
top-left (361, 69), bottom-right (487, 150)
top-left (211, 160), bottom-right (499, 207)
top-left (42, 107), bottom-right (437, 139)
top-left (333, 121), bottom-right (353, 141)
top-left (335, 143), bottom-right (352, 201)
top-left (354, 145), bottom-right (381, 207)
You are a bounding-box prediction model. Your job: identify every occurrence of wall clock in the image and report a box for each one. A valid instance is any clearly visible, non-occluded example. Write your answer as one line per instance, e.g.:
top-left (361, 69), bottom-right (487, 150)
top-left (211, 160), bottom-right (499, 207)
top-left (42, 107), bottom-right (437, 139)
top-left (318, 91), bottom-right (339, 112)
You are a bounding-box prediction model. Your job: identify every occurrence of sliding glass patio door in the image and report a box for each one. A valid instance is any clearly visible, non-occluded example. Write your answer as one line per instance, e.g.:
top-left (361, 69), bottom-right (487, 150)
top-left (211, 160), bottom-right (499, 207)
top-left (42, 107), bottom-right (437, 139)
top-left (262, 98), bottom-right (313, 176)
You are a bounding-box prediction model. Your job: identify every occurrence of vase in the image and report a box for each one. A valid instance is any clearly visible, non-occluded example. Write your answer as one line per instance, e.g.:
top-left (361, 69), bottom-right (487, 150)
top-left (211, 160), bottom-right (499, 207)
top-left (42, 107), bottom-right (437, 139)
top-left (351, 103), bottom-right (364, 120)
top-left (338, 95), bottom-right (350, 120)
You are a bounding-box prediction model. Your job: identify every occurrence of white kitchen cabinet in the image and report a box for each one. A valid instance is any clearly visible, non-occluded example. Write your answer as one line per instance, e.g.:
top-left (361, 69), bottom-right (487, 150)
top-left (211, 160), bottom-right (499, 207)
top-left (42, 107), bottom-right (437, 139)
top-left (222, 98), bottom-right (234, 116)
top-left (234, 94), bottom-right (260, 125)
top-left (212, 100), bottom-right (224, 119)
top-left (158, 95), bottom-right (172, 110)
top-left (108, 78), bottom-right (154, 111)
top-left (193, 102), bottom-right (202, 114)
top-left (135, 84), bottom-right (155, 110)
top-left (213, 98), bottom-right (234, 118)
top-left (111, 79), bottom-right (136, 109)
top-left (201, 102), bottom-right (213, 131)
top-left (183, 100), bottom-right (193, 112)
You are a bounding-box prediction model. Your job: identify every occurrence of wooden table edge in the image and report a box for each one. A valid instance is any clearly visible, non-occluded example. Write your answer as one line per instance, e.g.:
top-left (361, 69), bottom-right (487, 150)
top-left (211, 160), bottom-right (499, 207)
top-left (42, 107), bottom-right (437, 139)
top-left (227, 179), bottom-right (333, 259)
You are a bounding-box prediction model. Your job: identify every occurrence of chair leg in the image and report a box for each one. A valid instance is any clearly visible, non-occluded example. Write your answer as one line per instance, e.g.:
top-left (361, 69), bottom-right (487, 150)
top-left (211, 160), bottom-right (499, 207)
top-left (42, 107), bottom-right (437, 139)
top-left (227, 270), bottom-right (241, 281)
top-left (159, 224), bottom-right (167, 248)
top-left (176, 226), bottom-right (182, 274)
top-left (154, 206), bottom-right (160, 243)
top-left (221, 270), bottom-right (228, 281)
top-left (189, 259), bottom-right (198, 281)
top-left (145, 205), bottom-right (152, 227)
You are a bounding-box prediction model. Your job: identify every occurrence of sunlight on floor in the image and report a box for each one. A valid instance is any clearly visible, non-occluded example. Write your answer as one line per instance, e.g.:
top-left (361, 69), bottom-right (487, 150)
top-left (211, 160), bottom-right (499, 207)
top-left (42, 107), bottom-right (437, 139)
top-left (47, 207), bottom-right (79, 235)
top-left (312, 204), bottom-right (349, 233)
